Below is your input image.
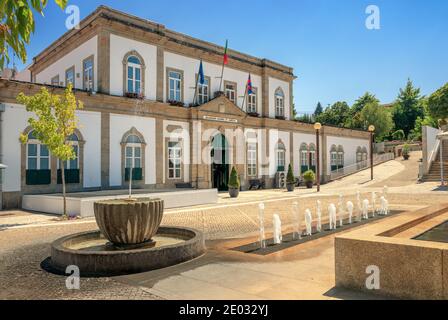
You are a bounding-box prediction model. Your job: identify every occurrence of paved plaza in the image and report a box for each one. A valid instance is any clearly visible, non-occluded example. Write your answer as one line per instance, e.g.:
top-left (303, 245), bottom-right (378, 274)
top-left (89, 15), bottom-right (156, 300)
top-left (1, 152), bottom-right (447, 300)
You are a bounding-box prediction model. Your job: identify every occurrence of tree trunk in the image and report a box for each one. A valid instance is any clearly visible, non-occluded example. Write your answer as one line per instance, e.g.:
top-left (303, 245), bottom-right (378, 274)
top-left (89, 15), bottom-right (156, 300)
top-left (61, 160), bottom-right (67, 219)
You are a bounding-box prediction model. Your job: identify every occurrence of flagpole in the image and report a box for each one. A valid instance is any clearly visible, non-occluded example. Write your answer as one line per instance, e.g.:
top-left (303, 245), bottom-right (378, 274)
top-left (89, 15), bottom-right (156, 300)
top-left (219, 40), bottom-right (228, 92)
top-left (242, 83), bottom-right (248, 112)
top-left (192, 60), bottom-right (201, 106)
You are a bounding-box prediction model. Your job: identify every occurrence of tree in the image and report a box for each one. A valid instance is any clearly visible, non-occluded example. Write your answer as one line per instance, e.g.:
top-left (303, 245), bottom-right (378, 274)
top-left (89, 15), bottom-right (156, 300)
top-left (17, 84), bottom-right (83, 218)
top-left (345, 92), bottom-right (379, 129)
top-left (316, 101), bottom-right (350, 127)
top-left (360, 102), bottom-right (394, 141)
top-left (0, 0), bottom-right (68, 70)
top-left (314, 102), bottom-right (323, 116)
top-left (409, 98), bottom-right (439, 141)
top-left (392, 79), bottom-right (424, 137)
top-left (428, 82), bottom-right (448, 121)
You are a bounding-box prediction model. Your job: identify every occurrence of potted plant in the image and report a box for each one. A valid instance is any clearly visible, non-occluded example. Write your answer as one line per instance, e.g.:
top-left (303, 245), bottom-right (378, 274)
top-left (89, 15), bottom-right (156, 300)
top-left (228, 167), bottom-right (240, 198)
top-left (402, 144), bottom-right (410, 160)
top-left (303, 170), bottom-right (315, 189)
top-left (286, 164), bottom-right (295, 192)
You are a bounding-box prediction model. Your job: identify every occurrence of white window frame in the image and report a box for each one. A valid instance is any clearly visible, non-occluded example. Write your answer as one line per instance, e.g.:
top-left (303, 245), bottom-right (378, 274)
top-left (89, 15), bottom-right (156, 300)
top-left (337, 152), bottom-right (344, 167)
top-left (247, 143), bottom-right (257, 177)
top-left (225, 83), bottom-right (236, 104)
top-left (331, 152), bottom-right (338, 167)
top-left (26, 135), bottom-right (50, 170)
top-left (65, 67), bottom-right (74, 86)
top-left (168, 141), bottom-right (182, 179)
top-left (300, 150), bottom-right (308, 167)
top-left (125, 143), bottom-right (142, 169)
top-left (126, 56), bottom-right (142, 94)
top-left (83, 58), bottom-right (94, 91)
top-left (247, 89), bottom-right (257, 114)
top-left (276, 148), bottom-right (286, 170)
top-left (275, 89), bottom-right (285, 117)
top-left (169, 71), bottom-right (182, 102)
top-left (197, 78), bottom-right (209, 105)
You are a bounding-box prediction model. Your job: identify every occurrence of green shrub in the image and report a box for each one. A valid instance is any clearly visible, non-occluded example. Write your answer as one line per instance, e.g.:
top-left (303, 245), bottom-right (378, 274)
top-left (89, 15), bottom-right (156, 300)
top-left (228, 167), bottom-right (240, 189)
top-left (402, 144), bottom-right (410, 155)
top-left (303, 170), bottom-right (316, 182)
top-left (286, 164), bottom-right (295, 184)
top-left (392, 129), bottom-right (405, 141)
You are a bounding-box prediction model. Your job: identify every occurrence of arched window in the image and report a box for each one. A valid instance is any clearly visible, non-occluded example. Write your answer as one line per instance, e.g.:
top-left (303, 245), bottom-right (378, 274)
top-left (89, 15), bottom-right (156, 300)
top-left (276, 142), bottom-right (286, 172)
top-left (26, 130), bottom-right (51, 185)
top-left (330, 145), bottom-right (338, 171)
top-left (127, 56), bottom-right (142, 94)
top-left (275, 88), bottom-right (285, 118)
top-left (337, 145), bottom-right (345, 169)
top-left (121, 128), bottom-right (146, 183)
top-left (300, 143), bottom-right (309, 174)
top-left (123, 51), bottom-right (146, 97)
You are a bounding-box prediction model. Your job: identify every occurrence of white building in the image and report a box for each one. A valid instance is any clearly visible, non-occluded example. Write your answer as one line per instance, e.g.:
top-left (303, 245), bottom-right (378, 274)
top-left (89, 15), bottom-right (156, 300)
top-left (0, 6), bottom-right (370, 209)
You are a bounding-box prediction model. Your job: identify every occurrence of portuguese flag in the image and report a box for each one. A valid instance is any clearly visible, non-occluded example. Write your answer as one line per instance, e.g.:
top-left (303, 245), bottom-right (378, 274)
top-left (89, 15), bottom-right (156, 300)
top-left (223, 40), bottom-right (229, 65)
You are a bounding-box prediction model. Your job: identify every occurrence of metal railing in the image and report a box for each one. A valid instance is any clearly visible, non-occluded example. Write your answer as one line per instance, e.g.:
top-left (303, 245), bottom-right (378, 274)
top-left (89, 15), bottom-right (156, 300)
top-left (330, 153), bottom-right (395, 180)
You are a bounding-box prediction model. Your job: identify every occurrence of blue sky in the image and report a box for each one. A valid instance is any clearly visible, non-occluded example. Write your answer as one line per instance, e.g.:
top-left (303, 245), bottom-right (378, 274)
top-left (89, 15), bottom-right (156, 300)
top-left (12, 0), bottom-right (448, 114)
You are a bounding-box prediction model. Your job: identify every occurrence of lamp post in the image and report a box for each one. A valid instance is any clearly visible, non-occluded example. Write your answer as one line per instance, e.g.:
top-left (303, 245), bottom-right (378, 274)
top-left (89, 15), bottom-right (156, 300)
top-left (314, 122), bottom-right (322, 192)
top-left (368, 125), bottom-right (375, 181)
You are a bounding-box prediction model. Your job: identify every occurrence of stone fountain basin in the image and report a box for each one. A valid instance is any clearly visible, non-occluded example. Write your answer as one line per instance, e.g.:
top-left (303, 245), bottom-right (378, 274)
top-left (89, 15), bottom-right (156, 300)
top-left (49, 227), bottom-right (205, 277)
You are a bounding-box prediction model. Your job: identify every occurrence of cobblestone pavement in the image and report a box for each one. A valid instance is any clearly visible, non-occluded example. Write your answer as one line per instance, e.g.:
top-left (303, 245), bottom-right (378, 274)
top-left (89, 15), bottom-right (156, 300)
top-left (0, 223), bottom-right (161, 300)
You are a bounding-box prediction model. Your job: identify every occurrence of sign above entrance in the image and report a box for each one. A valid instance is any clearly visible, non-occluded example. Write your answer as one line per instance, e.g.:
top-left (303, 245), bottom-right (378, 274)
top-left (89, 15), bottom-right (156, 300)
top-left (203, 116), bottom-right (238, 124)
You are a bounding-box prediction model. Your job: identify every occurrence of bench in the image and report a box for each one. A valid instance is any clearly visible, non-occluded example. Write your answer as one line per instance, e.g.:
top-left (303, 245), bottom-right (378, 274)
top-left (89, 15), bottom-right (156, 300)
top-left (249, 179), bottom-right (265, 190)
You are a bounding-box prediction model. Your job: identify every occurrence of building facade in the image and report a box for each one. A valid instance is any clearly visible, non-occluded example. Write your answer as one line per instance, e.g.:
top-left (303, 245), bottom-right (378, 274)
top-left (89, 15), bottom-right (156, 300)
top-left (0, 6), bottom-right (370, 209)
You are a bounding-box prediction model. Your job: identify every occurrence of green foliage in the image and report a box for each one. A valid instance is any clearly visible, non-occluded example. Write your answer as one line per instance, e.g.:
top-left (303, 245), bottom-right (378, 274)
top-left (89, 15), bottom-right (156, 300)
top-left (345, 92), bottom-right (380, 129)
top-left (315, 101), bottom-right (350, 127)
top-left (17, 83), bottom-right (83, 217)
top-left (228, 166), bottom-right (240, 189)
top-left (0, 0), bottom-right (67, 70)
top-left (428, 82), bottom-right (448, 121)
top-left (303, 170), bottom-right (315, 182)
top-left (392, 79), bottom-right (424, 138)
top-left (296, 113), bottom-right (314, 124)
top-left (314, 102), bottom-right (323, 116)
top-left (359, 102), bottom-right (394, 141)
top-left (391, 129), bottom-right (405, 141)
top-left (402, 144), bottom-right (410, 155)
top-left (286, 164), bottom-right (295, 184)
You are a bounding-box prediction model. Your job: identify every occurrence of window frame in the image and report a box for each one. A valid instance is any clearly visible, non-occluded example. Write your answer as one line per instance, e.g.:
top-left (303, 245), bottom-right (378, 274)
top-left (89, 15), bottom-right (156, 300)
top-left (51, 75), bottom-right (60, 86)
top-left (65, 66), bottom-right (75, 87)
top-left (196, 74), bottom-right (211, 105)
top-left (166, 68), bottom-right (184, 103)
top-left (26, 132), bottom-right (50, 170)
top-left (247, 143), bottom-right (257, 177)
top-left (224, 81), bottom-right (237, 105)
top-left (275, 88), bottom-right (285, 117)
top-left (82, 55), bottom-right (94, 91)
top-left (126, 56), bottom-right (142, 94)
top-left (247, 87), bottom-right (258, 114)
top-left (168, 141), bottom-right (182, 180)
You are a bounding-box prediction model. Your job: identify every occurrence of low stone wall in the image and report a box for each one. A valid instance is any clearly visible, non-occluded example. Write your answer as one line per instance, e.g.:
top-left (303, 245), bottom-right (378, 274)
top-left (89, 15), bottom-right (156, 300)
top-left (335, 204), bottom-right (448, 300)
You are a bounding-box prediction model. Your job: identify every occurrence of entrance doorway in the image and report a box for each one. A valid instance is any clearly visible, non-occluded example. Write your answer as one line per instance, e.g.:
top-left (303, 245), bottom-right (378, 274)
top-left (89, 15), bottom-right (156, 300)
top-left (211, 134), bottom-right (229, 191)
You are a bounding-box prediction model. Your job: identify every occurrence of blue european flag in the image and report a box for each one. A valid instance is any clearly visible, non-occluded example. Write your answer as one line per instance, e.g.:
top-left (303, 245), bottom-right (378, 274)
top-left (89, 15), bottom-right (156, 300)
top-left (198, 60), bottom-right (205, 85)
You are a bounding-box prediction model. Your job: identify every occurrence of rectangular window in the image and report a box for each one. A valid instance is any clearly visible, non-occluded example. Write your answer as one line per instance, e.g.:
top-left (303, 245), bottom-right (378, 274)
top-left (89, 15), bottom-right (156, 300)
top-left (197, 78), bottom-right (209, 105)
top-left (83, 57), bottom-right (94, 91)
top-left (125, 146), bottom-right (142, 169)
top-left (225, 82), bottom-right (236, 104)
top-left (276, 97), bottom-right (284, 117)
top-left (331, 152), bottom-right (338, 166)
top-left (300, 151), bottom-right (308, 166)
top-left (247, 88), bottom-right (257, 114)
top-left (277, 150), bottom-right (285, 171)
top-left (27, 144), bottom-right (50, 170)
top-left (337, 152), bottom-right (344, 167)
top-left (310, 151), bottom-right (316, 166)
top-left (247, 143), bottom-right (257, 177)
top-left (168, 71), bottom-right (182, 102)
top-left (51, 75), bottom-right (59, 86)
top-left (65, 67), bottom-right (74, 86)
top-left (168, 142), bottom-right (181, 179)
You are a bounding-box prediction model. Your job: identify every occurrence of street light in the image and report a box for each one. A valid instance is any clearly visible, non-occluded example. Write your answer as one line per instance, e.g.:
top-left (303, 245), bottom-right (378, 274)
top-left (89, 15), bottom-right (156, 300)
top-left (368, 125), bottom-right (375, 181)
top-left (314, 122), bottom-right (322, 192)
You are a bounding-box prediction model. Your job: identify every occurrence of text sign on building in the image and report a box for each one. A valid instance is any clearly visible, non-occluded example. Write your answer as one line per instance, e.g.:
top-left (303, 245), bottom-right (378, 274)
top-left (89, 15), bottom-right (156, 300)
top-left (203, 116), bottom-right (238, 124)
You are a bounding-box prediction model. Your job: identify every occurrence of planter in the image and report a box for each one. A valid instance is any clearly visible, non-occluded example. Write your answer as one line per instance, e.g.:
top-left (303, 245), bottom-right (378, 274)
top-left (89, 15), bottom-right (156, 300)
top-left (286, 183), bottom-right (295, 192)
top-left (403, 154), bottom-right (410, 160)
top-left (305, 181), bottom-right (314, 189)
top-left (229, 187), bottom-right (240, 198)
top-left (94, 198), bottom-right (164, 246)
